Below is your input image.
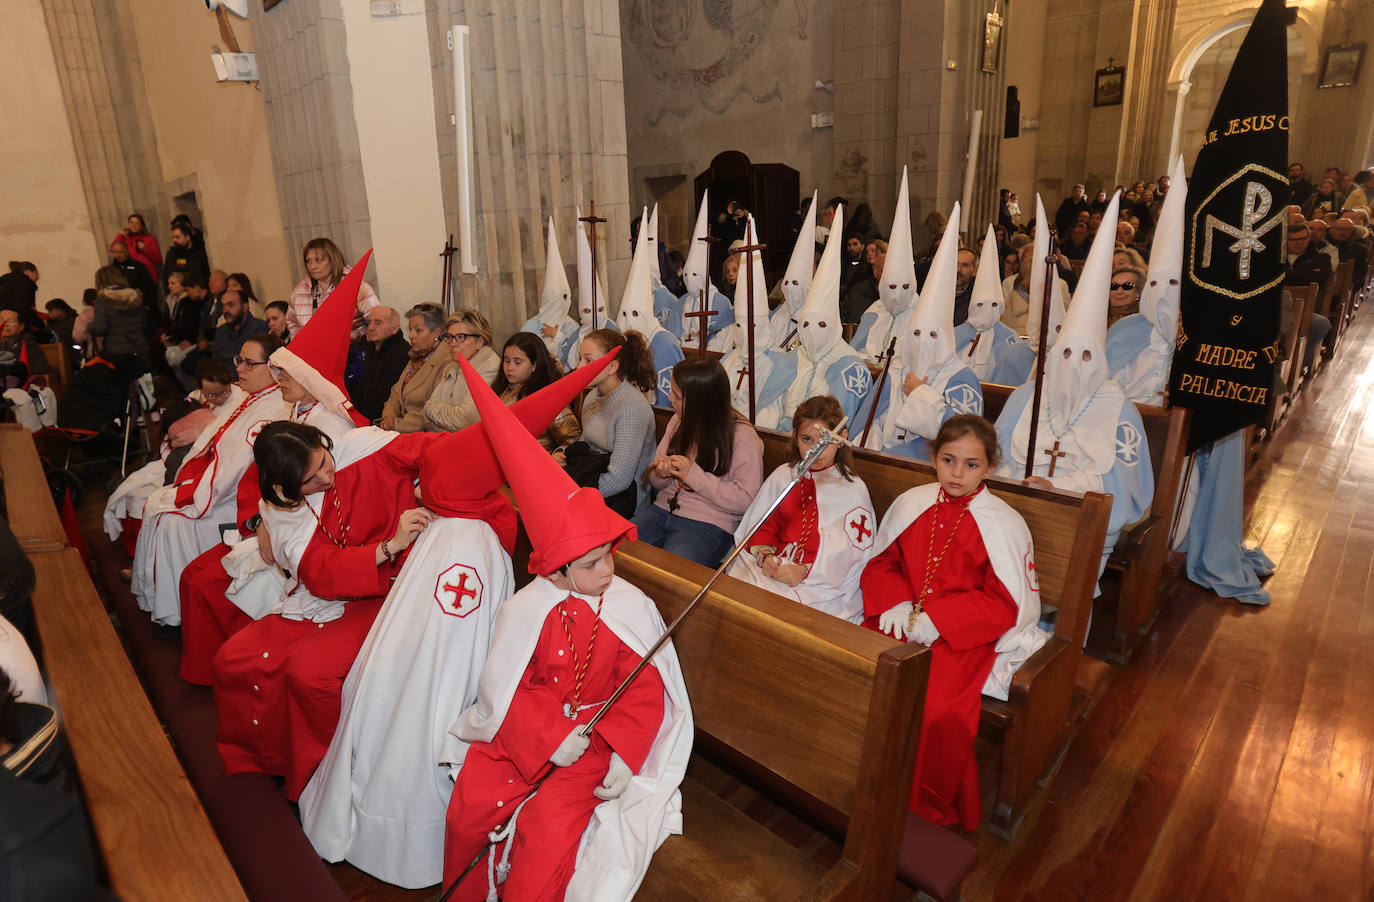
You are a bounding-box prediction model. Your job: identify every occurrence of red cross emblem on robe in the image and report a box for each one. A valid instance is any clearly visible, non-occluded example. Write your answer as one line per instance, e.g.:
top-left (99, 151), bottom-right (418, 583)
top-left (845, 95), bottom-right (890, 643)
top-left (434, 563), bottom-right (484, 618)
top-left (844, 506), bottom-right (875, 550)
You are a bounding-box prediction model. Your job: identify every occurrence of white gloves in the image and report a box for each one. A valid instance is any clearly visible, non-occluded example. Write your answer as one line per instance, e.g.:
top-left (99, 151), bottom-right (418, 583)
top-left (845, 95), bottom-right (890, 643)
top-left (593, 752), bottom-right (632, 800)
top-left (907, 611), bottom-right (940, 646)
top-left (877, 601), bottom-right (915, 639)
top-left (549, 726), bottom-right (591, 767)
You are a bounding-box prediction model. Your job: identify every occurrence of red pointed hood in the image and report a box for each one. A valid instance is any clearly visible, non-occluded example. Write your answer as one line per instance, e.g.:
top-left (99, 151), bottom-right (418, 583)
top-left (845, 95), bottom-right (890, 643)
top-left (454, 349), bottom-right (635, 576)
top-left (269, 249), bottom-right (373, 426)
top-left (418, 348), bottom-right (623, 556)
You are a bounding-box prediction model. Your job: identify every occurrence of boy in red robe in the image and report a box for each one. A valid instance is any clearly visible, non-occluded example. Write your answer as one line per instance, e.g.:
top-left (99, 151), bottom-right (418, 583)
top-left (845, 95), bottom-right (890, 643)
top-left (442, 351), bottom-right (693, 902)
top-left (861, 415), bottom-right (1045, 829)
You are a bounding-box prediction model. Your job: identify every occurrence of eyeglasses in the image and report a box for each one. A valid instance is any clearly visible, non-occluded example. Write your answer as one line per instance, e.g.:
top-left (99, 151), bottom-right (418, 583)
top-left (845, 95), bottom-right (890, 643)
top-left (202, 388), bottom-right (232, 401)
top-left (234, 355), bottom-right (268, 368)
top-left (1109, 281), bottom-right (1137, 292)
top-left (441, 332), bottom-right (479, 344)
top-left (268, 363), bottom-right (286, 380)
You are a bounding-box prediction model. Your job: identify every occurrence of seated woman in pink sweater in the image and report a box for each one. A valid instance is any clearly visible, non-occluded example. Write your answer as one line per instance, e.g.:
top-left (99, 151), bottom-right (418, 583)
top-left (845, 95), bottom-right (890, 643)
top-left (635, 356), bottom-right (764, 566)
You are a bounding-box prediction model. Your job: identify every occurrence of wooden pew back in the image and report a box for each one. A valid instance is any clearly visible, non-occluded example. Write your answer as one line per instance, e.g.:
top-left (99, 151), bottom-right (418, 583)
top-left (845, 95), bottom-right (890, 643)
top-left (618, 543), bottom-right (927, 816)
top-left (650, 408), bottom-right (1108, 646)
top-left (0, 423), bottom-right (67, 552)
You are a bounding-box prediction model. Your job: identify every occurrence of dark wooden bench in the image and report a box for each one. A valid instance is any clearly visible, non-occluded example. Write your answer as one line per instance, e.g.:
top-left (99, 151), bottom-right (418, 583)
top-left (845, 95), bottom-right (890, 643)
top-left (645, 408), bottom-right (1112, 840)
top-left (0, 422), bottom-right (67, 553)
top-left (619, 541), bottom-right (932, 900)
top-left (1271, 282), bottom-right (1318, 431)
top-left (979, 383), bottom-right (1191, 663)
top-left (29, 546), bottom-right (247, 901)
top-left (1324, 260), bottom-right (1355, 356)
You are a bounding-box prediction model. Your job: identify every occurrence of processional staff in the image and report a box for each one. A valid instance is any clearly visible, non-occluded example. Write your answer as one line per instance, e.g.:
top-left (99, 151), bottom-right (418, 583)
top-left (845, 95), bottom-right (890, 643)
top-left (1025, 232), bottom-right (1059, 479)
top-left (733, 221), bottom-right (768, 424)
top-left (578, 202), bottom-right (608, 331)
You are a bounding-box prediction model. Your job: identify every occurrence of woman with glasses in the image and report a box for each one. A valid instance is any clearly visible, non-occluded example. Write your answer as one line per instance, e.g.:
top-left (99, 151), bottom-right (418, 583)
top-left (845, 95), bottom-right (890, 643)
top-left (131, 333), bottom-right (291, 629)
top-left (1106, 266), bottom-right (1144, 329)
top-left (422, 308), bottom-right (498, 432)
top-left (379, 304), bottom-right (448, 433)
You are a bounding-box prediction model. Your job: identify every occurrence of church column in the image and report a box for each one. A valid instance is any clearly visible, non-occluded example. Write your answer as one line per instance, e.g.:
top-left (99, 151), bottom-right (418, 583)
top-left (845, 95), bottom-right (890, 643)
top-left (1115, 0), bottom-right (1180, 182)
top-left (427, 0), bottom-right (631, 342)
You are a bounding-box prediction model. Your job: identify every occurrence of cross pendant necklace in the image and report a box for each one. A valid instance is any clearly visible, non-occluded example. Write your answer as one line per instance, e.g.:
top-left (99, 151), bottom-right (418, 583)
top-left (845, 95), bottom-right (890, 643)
top-left (1043, 440), bottom-right (1068, 477)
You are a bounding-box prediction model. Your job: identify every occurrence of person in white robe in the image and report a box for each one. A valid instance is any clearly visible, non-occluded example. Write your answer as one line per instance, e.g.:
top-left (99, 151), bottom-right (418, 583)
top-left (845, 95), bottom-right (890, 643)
top-left (768, 190), bottom-right (817, 350)
top-left (955, 225), bottom-right (1035, 386)
top-left (716, 215), bottom-right (780, 419)
top-left (1024, 194), bottom-right (1069, 355)
top-left (565, 205), bottom-right (618, 372)
top-left (644, 205), bottom-right (685, 339)
top-left (756, 204), bottom-right (872, 429)
top-left (520, 217), bottom-right (579, 365)
top-left (855, 204), bottom-right (983, 461)
top-left (131, 335), bottom-right (290, 626)
top-left (678, 190), bottom-right (734, 351)
top-left (850, 168), bottom-right (918, 363)
top-left (618, 206), bottom-right (684, 407)
top-left (995, 193), bottom-right (1153, 584)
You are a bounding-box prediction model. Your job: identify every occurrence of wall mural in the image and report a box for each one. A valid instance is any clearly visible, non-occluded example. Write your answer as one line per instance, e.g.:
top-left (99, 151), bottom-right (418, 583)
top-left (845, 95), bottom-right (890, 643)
top-left (624, 0), bottom-right (787, 123)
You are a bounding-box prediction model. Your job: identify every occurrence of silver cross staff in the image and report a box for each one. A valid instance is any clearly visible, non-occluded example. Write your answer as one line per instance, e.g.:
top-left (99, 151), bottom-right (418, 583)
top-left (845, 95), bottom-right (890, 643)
top-left (578, 416), bottom-right (851, 736)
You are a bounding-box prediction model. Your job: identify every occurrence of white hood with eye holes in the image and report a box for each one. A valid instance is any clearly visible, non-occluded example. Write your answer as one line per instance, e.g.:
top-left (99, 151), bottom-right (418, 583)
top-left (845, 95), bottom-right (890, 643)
top-left (616, 205), bottom-right (667, 343)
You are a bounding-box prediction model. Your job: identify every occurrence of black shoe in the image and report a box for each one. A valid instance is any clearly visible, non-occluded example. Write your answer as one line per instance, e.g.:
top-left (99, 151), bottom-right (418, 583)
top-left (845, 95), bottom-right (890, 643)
top-left (153, 623), bottom-right (181, 641)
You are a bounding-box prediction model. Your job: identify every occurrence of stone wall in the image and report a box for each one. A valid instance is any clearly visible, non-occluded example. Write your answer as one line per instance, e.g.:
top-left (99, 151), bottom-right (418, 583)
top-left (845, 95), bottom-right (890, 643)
top-left (619, 0), bottom-right (834, 256)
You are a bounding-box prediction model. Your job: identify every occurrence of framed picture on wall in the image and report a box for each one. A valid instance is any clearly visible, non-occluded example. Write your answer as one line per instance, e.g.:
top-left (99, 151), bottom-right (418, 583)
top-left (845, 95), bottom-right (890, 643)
top-left (1093, 64), bottom-right (1125, 107)
top-left (982, 12), bottom-right (1004, 74)
top-left (1318, 43), bottom-right (1365, 88)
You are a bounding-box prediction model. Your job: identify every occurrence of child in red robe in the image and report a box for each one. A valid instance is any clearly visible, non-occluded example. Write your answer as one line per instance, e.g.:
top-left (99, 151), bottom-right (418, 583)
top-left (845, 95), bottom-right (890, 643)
top-left (442, 351), bottom-right (693, 902)
top-left (861, 415), bottom-right (1045, 829)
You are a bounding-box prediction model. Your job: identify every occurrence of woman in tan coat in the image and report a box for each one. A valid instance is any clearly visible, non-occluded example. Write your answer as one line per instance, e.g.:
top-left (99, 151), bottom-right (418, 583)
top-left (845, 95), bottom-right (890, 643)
top-left (422, 308), bottom-right (500, 432)
top-left (380, 304), bottom-right (448, 433)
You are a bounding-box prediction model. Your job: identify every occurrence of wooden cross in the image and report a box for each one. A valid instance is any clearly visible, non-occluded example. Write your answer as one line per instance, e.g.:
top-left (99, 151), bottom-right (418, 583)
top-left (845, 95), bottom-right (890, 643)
top-left (735, 364), bottom-right (750, 391)
top-left (1043, 440), bottom-right (1067, 477)
top-left (682, 289), bottom-right (718, 356)
top-left (438, 234), bottom-right (456, 312)
top-left (735, 223), bottom-right (768, 424)
top-left (579, 202), bottom-right (607, 331)
top-left (965, 331), bottom-right (982, 358)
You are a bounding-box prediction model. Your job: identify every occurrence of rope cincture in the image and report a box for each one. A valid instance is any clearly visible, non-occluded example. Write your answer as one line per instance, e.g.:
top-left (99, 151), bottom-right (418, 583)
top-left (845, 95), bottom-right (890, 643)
top-left (485, 791), bottom-right (537, 902)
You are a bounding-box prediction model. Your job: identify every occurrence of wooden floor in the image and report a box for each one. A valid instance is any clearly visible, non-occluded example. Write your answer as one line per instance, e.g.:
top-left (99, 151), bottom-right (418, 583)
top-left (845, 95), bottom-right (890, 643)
top-left (67, 314), bottom-right (1374, 902)
top-left (966, 311), bottom-right (1374, 902)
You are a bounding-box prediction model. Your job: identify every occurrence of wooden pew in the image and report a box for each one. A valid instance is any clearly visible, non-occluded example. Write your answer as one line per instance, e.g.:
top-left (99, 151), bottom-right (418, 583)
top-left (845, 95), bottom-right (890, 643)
top-left (644, 408), bottom-right (1113, 840)
top-left (0, 422), bottom-right (67, 552)
top-left (29, 545), bottom-right (246, 901)
top-left (1325, 260), bottom-right (1355, 356)
top-left (40, 341), bottom-right (71, 397)
top-left (1276, 283), bottom-right (1318, 427)
top-left (979, 383), bottom-right (1191, 662)
top-left (620, 543), bottom-right (932, 900)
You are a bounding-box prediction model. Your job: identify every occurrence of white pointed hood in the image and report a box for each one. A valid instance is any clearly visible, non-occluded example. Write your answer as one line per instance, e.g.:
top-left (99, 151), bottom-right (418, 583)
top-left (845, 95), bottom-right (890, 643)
top-left (683, 190), bottom-right (712, 304)
top-left (646, 204), bottom-right (664, 290)
top-left (781, 190), bottom-right (818, 316)
top-left (1026, 194), bottom-right (1067, 352)
top-left (796, 203), bottom-right (846, 361)
top-left (879, 168), bottom-right (917, 316)
top-left (538, 216), bottom-right (572, 325)
top-left (1046, 192), bottom-right (1118, 418)
top-left (903, 202), bottom-right (960, 380)
top-left (1141, 156), bottom-right (1186, 347)
top-left (574, 205), bottom-right (608, 328)
top-left (968, 225), bottom-right (1005, 332)
top-left (617, 206), bottom-right (665, 341)
top-left (728, 215), bottom-right (771, 354)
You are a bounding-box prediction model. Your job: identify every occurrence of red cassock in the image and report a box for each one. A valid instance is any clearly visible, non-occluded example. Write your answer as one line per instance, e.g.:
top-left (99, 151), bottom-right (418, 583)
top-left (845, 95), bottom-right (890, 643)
top-left (443, 595), bottom-right (665, 901)
top-left (859, 488), bottom-right (1017, 829)
top-left (179, 463), bottom-right (267, 685)
top-left (212, 434), bottom-right (435, 799)
top-left (750, 472), bottom-right (820, 566)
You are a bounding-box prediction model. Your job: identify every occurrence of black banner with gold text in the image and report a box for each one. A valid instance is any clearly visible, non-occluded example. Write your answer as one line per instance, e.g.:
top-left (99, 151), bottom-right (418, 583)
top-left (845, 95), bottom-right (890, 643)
top-left (1168, 0), bottom-right (1288, 453)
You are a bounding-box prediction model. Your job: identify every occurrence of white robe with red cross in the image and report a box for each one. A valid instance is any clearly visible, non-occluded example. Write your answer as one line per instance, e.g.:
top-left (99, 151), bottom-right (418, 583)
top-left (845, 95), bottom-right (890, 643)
top-left (729, 462), bottom-right (876, 623)
top-left (299, 516), bottom-right (511, 889)
top-left (445, 575), bottom-right (693, 902)
top-left (132, 384), bottom-right (289, 625)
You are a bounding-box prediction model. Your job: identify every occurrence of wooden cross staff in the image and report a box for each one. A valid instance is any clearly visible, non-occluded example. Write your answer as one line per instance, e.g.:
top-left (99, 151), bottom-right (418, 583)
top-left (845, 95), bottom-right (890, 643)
top-left (681, 289), bottom-right (718, 356)
top-left (735, 223), bottom-right (768, 424)
top-left (578, 202), bottom-right (607, 332)
top-left (438, 234), bottom-right (456, 312)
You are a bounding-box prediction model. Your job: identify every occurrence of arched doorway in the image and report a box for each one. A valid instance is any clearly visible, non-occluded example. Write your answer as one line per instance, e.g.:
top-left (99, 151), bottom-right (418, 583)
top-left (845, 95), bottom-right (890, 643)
top-left (694, 151), bottom-right (800, 284)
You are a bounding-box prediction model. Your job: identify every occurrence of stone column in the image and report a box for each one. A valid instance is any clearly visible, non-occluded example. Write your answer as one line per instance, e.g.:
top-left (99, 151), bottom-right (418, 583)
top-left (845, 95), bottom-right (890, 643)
top-left (1116, 0), bottom-right (1180, 183)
